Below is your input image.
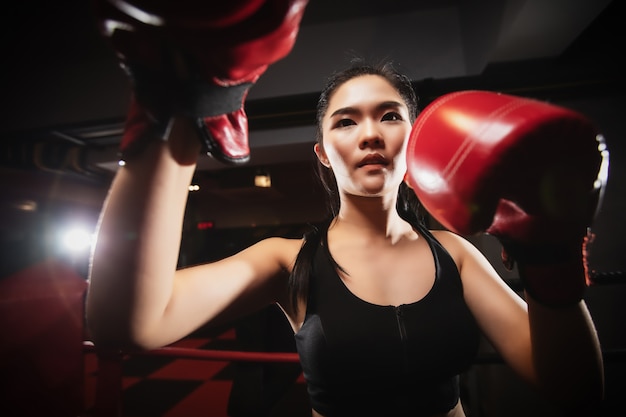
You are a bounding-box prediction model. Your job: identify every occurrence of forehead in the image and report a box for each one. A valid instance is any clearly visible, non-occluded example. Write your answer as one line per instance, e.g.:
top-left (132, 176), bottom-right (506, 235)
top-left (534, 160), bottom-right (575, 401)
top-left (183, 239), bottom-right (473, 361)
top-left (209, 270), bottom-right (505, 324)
top-left (327, 74), bottom-right (404, 113)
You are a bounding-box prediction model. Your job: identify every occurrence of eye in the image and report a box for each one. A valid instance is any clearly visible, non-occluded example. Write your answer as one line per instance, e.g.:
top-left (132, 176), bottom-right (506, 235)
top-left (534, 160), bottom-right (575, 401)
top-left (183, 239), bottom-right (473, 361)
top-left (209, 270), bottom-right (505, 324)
top-left (334, 118), bottom-right (356, 128)
top-left (382, 112), bottom-right (403, 122)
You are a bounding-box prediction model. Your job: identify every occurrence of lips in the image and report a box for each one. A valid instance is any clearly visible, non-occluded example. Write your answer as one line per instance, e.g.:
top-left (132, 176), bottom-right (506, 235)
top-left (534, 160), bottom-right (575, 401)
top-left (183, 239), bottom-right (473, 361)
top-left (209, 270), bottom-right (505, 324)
top-left (357, 153), bottom-right (389, 167)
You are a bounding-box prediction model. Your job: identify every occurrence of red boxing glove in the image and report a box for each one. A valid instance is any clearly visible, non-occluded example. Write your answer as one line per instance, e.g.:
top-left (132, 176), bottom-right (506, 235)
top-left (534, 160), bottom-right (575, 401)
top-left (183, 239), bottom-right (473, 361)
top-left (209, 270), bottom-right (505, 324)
top-left (94, 0), bottom-right (308, 164)
top-left (405, 90), bottom-right (609, 307)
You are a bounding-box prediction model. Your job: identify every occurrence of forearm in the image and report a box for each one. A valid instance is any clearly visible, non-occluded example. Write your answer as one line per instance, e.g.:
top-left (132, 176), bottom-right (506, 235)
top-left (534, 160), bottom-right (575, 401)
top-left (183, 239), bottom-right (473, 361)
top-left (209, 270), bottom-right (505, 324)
top-left (527, 295), bottom-right (604, 414)
top-left (86, 120), bottom-right (200, 350)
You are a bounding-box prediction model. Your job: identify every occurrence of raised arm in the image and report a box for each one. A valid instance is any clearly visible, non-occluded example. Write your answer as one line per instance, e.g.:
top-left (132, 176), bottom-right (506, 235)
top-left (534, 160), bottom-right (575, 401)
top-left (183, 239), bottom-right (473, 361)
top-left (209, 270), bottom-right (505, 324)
top-left (406, 90), bottom-right (606, 413)
top-left (87, 116), bottom-right (200, 350)
top-left (86, 0), bottom-right (308, 350)
top-left (441, 231), bottom-right (603, 414)
top-left (87, 124), bottom-right (300, 350)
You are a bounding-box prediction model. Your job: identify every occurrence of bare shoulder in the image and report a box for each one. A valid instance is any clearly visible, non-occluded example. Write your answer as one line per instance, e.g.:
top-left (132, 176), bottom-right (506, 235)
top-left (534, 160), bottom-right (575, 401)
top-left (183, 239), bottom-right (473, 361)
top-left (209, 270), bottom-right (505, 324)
top-left (428, 229), bottom-right (498, 278)
top-left (429, 229), bottom-right (476, 259)
top-left (250, 236), bottom-right (304, 272)
top-left (429, 230), bottom-right (524, 311)
top-left (429, 229), bottom-right (515, 298)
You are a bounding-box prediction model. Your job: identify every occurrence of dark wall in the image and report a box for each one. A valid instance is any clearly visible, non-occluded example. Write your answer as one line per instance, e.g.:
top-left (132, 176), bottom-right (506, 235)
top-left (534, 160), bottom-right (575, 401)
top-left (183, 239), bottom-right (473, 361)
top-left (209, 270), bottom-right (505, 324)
top-left (559, 94), bottom-right (626, 277)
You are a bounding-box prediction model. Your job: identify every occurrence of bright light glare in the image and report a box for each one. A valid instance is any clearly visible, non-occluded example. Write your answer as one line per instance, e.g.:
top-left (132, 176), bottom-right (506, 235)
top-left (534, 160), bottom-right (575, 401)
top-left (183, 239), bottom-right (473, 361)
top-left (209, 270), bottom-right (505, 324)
top-left (61, 227), bottom-right (95, 254)
top-left (442, 109), bottom-right (477, 133)
top-left (442, 108), bottom-right (514, 144)
top-left (111, 0), bottom-right (165, 26)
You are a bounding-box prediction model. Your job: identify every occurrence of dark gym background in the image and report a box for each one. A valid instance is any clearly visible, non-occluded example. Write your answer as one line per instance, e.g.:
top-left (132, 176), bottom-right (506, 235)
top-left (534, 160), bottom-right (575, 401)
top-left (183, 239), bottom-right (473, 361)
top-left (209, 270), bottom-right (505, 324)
top-left (1, 1), bottom-right (623, 416)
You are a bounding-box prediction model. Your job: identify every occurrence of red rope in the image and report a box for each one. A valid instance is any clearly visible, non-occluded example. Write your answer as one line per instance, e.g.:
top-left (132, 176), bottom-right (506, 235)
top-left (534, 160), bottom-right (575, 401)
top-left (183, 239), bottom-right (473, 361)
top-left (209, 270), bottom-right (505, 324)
top-left (83, 341), bottom-right (300, 363)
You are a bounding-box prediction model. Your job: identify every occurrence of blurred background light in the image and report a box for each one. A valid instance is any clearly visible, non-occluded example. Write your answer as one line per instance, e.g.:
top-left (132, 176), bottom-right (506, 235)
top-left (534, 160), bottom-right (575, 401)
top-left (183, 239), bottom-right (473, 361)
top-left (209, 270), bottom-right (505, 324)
top-left (60, 225), bottom-right (95, 255)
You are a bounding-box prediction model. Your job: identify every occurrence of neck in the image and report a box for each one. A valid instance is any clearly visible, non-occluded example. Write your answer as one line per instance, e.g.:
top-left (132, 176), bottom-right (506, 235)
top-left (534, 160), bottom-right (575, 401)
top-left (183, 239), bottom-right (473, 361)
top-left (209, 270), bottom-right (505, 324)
top-left (332, 191), bottom-right (412, 243)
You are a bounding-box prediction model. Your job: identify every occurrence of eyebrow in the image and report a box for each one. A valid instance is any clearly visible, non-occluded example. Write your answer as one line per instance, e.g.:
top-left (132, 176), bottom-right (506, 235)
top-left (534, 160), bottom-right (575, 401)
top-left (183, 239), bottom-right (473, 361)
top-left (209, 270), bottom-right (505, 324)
top-left (329, 101), bottom-right (405, 118)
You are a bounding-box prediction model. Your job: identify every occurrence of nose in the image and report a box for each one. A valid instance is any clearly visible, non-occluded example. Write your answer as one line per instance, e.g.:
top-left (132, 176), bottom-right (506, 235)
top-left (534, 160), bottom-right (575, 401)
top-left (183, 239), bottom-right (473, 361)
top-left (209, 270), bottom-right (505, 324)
top-left (359, 120), bottom-right (384, 149)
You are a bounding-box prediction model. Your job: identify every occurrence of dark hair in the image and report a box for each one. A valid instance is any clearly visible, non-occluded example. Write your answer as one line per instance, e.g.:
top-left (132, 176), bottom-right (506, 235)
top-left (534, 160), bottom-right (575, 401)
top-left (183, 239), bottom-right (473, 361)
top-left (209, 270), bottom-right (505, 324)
top-left (288, 59), bottom-right (425, 313)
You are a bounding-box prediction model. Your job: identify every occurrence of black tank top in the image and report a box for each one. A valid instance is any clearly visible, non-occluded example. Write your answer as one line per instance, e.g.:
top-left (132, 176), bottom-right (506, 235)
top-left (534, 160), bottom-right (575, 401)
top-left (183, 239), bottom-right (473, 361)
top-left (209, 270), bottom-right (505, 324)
top-left (294, 222), bottom-right (481, 416)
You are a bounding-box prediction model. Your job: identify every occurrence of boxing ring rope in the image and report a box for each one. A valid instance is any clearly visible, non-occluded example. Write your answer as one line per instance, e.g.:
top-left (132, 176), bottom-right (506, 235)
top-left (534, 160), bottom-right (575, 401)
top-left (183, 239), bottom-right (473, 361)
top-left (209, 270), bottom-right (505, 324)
top-left (83, 340), bottom-right (301, 417)
top-left (83, 341), bottom-right (626, 364)
top-left (83, 340), bottom-right (300, 363)
top-left (82, 340), bottom-right (626, 417)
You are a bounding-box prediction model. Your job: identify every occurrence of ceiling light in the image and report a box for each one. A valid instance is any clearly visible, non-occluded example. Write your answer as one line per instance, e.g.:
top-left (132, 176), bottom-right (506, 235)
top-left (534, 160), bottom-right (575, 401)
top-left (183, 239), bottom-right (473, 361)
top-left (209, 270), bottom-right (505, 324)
top-left (254, 171), bottom-right (271, 188)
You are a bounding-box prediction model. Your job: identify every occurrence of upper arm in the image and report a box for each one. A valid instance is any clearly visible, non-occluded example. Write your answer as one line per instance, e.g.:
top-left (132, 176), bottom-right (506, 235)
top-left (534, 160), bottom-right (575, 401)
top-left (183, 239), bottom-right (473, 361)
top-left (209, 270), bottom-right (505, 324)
top-left (143, 237), bottom-right (301, 348)
top-left (434, 231), bottom-right (537, 383)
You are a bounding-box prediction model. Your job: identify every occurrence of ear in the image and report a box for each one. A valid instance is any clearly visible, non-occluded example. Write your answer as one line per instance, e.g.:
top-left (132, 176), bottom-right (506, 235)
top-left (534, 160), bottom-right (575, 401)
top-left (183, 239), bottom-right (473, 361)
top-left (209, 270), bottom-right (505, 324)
top-left (314, 143), bottom-right (331, 168)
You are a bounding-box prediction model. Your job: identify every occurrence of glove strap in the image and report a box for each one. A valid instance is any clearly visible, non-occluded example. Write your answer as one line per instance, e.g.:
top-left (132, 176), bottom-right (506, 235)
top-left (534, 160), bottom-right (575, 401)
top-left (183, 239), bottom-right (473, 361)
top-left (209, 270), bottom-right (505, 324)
top-left (501, 235), bottom-right (591, 308)
top-left (119, 65), bottom-right (252, 162)
top-left (518, 261), bottom-right (587, 308)
top-left (130, 63), bottom-right (252, 118)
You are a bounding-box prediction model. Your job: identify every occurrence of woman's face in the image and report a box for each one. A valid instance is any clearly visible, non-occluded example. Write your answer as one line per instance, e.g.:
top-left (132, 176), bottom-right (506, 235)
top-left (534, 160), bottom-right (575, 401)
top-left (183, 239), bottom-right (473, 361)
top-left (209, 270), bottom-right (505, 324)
top-left (316, 74), bottom-right (412, 197)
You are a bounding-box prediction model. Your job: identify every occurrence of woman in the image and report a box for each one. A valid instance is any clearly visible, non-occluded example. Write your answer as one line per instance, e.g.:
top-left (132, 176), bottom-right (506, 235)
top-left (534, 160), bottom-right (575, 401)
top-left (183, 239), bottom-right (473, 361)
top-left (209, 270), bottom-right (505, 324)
top-left (87, 61), bottom-right (604, 416)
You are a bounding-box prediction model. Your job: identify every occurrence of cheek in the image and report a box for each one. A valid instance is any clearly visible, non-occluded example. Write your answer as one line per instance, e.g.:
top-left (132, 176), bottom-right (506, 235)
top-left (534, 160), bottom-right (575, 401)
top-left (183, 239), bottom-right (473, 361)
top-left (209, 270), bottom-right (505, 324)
top-left (393, 133), bottom-right (410, 171)
top-left (395, 152), bottom-right (408, 174)
top-left (324, 145), bottom-right (347, 172)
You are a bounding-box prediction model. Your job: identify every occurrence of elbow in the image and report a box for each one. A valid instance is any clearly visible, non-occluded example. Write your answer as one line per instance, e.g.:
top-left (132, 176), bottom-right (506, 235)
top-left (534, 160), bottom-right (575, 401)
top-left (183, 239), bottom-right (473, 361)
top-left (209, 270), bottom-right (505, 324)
top-left (85, 316), bottom-right (143, 353)
top-left (86, 321), bottom-right (159, 353)
top-left (85, 285), bottom-right (158, 352)
top-left (85, 303), bottom-right (154, 353)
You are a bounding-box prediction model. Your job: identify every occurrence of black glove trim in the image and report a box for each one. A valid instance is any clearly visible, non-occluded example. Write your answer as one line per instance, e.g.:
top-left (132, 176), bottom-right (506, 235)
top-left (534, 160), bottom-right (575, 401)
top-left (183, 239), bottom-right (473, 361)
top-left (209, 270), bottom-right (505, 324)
top-left (180, 81), bottom-right (251, 117)
top-left (129, 63), bottom-right (251, 118)
top-left (498, 239), bottom-right (581, 266)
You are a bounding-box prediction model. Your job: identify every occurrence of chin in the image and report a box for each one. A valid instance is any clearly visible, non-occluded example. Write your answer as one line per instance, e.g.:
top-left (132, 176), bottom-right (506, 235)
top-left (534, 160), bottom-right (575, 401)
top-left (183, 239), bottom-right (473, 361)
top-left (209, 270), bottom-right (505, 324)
top-left (356, 185), bottom-right (393, 198)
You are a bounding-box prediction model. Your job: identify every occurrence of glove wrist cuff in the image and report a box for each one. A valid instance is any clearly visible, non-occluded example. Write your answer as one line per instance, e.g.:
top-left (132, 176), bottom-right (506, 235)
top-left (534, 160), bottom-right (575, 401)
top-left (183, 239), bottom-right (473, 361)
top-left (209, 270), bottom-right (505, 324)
top-left (500, 239), bottom-right (582, 265)
top-left (518, 261), bottom-right (587, 308)
top-left (130, 63), bottom-right (251, 118)
top-left (118, 97), bottom-right (176, 162)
